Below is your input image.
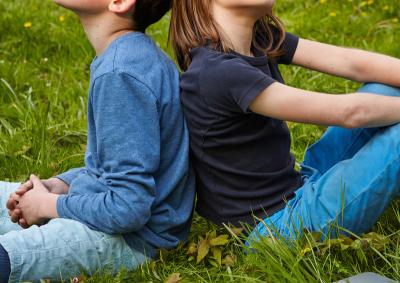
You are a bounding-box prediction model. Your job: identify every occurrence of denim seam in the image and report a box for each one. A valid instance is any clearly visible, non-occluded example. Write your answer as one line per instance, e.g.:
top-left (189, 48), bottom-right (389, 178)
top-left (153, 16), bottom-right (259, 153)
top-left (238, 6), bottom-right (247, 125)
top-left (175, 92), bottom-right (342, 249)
top-left (317, 155), bottom-right (400, 233)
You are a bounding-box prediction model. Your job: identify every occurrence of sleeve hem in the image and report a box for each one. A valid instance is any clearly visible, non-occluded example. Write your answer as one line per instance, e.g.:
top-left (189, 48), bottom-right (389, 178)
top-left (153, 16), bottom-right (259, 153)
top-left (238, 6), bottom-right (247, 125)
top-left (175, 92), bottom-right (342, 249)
top-left (238, 77), bottom-right (277, 113)
top-left (56, 195), bottom-right (67, 219)
top-left (278, 32), bottom-right (300, 65)
top-left (55, 167), bottom-right (85, 185)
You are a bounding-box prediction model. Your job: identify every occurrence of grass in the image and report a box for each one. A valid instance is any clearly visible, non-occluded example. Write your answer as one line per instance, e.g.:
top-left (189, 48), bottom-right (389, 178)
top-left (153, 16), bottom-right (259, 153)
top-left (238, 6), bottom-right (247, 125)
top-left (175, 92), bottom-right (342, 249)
top-left (0, 0), bottom-right (400, 282)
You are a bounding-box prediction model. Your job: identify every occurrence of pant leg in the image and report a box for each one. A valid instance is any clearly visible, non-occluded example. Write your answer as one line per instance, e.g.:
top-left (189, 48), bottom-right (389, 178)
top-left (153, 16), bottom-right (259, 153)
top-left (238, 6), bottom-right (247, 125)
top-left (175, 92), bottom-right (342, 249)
top-left (0, 218), bottom-right (149, 283)
top-left (249, 84), bottom-right (400, 242)
top-left (301, 83), bottom-right (400, 178)
top-left (0, 182), bottom-right (23, 235)
top-left (259, 122), bottom-right (400, 240)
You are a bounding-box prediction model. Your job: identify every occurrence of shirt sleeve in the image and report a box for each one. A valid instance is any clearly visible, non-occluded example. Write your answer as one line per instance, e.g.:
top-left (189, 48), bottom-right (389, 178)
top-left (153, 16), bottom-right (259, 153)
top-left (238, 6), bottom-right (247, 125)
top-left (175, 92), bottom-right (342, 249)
top-left (268, 24), bottom-right (299, 65)
top-left (277, 32), bottom-right (300, 65)
top-left (55, 167), bottom-right (85, 185)
top-left (210, 58), bottom-right (276, 113)
top-left (56, 72), bottom-right (159, 234)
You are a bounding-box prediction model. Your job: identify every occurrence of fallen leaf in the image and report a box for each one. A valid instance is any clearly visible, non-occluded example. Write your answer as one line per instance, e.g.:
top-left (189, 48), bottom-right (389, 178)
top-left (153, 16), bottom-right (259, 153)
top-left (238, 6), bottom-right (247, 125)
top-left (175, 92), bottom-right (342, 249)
top-left (165, 273), bottom-right (182, 283)
top-left (186, 242), bottom-right (197, 255)
top-left (222, 254), bottom-right (237, 267)
top-left (197, 239), bottom-right (210, 263)
top-left (210, 235), bottom-right (229, 246)
top-left (211, 246), bottom-right (222, 265)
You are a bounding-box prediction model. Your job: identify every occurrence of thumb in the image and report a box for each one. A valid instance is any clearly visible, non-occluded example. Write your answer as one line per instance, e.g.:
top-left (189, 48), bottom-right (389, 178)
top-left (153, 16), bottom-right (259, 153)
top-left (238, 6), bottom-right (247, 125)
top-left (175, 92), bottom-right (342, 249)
top-left (30, 174), bottom-right (47, 192)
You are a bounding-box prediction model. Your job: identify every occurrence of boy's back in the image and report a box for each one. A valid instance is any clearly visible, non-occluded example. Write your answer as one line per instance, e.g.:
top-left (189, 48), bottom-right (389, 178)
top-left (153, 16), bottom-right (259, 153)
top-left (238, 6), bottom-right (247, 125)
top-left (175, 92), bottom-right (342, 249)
top-left (0, 0), bottom-right (195, 282)
top-left (56, 32), bottom-right (196, 257)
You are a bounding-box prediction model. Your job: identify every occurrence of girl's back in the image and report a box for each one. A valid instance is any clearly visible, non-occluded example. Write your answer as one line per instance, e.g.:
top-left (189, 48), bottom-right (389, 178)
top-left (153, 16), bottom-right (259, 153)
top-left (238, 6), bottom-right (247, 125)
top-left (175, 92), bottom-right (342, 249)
top-left (180, 32), bottom-right (301, 226)
top-left (170, 0), bottom-right (400, 241)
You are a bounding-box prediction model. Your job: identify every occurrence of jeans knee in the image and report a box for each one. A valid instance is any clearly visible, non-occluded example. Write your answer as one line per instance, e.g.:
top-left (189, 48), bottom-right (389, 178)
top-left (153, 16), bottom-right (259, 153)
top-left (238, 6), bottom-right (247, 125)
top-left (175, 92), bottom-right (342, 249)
top-left (358, 83), bottom-right (400, 97)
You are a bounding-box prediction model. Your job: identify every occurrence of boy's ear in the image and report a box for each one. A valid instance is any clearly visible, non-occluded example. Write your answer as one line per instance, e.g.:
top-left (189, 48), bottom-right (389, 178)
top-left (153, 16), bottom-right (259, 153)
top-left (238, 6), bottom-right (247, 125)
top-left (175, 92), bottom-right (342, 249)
top-left (108, 0), bottom-right (137, 14)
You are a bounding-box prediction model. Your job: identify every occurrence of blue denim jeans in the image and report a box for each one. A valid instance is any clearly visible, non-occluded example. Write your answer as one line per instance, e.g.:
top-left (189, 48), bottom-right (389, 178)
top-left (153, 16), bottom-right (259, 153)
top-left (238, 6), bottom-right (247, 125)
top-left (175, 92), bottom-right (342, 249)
top-left (249, 83), bottom-right (400, 242)
top-left (0, 182), bottom-right (149, 282)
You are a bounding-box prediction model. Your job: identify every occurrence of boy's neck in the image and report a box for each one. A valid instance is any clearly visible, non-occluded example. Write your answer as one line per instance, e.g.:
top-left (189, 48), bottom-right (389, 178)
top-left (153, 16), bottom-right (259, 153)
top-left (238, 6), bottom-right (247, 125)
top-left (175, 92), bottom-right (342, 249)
top-left (79, 13), bottom-right (136, 56)
top-left (212, 5), bottom-right (256, 57)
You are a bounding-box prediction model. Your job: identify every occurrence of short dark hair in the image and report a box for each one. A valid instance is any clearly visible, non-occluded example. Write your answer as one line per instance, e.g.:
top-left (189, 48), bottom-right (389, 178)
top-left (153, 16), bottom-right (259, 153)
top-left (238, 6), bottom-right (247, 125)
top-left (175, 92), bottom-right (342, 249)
top-left (133, 0), bottom-right (172, 32)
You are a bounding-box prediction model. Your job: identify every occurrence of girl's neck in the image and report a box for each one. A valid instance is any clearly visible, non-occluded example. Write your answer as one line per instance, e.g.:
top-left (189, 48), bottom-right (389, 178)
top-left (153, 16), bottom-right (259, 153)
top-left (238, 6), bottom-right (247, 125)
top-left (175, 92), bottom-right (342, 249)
top-left (79, 13), bottom-right (136, 56)
top-left (212, 4), bottom-right (257, 57)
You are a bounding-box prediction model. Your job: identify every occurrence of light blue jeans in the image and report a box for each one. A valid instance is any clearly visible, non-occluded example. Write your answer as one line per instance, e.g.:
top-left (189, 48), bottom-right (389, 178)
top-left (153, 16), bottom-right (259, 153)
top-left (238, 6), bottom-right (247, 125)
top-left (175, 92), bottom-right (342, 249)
top-left (249, 83), bottom-right (400, 242)
top-left (0, 182), bottom-right (149, 282)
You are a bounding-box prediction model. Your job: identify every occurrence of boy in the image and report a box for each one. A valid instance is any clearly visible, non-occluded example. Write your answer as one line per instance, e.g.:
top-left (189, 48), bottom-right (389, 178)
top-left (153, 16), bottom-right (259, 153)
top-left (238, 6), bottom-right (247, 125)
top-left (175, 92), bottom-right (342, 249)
top-left (0, 0), bottom-right (195, 281)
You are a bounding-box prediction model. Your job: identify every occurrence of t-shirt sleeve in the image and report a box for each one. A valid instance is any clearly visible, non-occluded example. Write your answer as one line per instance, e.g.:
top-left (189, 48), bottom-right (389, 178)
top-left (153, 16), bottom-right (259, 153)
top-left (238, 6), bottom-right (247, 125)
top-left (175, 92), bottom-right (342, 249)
top-left (202, 57), bottom-right (276, 113)
top-left (268, 25), bottom-right (299, 65)
top-left (277, 32), bottom-right (300, 65)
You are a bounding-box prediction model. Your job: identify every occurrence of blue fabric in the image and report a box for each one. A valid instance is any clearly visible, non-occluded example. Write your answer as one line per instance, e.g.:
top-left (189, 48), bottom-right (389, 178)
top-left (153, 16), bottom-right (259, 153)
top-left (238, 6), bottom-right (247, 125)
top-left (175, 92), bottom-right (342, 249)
top-left (0, 243), bottom-right (10, 283)
top-left (55, 32), bottom-right (195, 257)
top-left (0, 181), bottom-right (149, 282)
top-left (248, 83), bottom-right (400, 243)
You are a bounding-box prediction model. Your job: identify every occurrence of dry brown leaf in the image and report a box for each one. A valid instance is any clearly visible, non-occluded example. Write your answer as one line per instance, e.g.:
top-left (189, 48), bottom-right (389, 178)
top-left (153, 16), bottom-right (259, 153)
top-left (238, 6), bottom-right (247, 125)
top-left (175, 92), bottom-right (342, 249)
top-left (165, 272), bottom-right (182, 283)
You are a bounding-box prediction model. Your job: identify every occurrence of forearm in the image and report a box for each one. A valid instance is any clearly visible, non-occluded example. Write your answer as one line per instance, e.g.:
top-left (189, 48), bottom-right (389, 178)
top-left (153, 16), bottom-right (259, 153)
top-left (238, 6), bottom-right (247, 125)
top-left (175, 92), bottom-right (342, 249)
top-left (250, 82), bottom-right (400, 129)
top-left (350, 49), bottom-right (400, 87)
top-left (55, 172), bottom-right (156, 234)
top-left (56, 186), bottom-right (153, 234)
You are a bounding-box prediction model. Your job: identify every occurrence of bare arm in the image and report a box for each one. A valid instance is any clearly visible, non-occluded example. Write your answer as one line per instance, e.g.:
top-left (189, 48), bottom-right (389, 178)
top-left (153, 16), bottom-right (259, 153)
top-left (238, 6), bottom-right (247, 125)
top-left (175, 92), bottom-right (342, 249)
top-left (292, 38), bottom-right (400, 87)
top-left (249, 82), bottom-right (400, 128)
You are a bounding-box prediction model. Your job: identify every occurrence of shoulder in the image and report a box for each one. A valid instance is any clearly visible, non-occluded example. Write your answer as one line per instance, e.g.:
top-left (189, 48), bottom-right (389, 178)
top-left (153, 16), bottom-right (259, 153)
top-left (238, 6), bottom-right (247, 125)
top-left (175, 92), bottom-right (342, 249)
top-left (184, 47), bottom-right (255, 86)
top-left (191, 46), bottom-right (248, 70)
top-left (94, 33), bottom-right (179, 96)
top-left (91, 71), bottom-right (157, 103)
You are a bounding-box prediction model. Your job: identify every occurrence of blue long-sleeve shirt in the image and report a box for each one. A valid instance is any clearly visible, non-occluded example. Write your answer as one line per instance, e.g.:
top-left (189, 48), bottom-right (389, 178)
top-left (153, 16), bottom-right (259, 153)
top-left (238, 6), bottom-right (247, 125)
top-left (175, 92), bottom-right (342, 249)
top-left (55, 32), bottom-right (195, 258)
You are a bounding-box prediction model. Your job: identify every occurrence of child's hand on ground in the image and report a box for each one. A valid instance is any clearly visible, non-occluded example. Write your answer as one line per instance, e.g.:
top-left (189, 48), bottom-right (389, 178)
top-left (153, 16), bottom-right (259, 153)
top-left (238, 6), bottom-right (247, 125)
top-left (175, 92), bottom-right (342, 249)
top-left (14, 174), bottom-right (60, 228)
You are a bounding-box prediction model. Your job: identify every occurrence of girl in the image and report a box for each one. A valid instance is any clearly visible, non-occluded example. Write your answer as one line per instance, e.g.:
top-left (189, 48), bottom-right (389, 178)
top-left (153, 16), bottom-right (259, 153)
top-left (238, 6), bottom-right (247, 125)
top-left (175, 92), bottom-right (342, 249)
top-left (169, 0), bottom-right (400, 241)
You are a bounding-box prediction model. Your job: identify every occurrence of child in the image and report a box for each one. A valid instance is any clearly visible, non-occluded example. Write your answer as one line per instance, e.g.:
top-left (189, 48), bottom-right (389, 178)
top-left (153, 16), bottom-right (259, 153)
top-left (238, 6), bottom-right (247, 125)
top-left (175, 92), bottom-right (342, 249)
top-left (169, 0), bottom-right (400, 242)
top-left (1, 0), bottom-right (195, 281)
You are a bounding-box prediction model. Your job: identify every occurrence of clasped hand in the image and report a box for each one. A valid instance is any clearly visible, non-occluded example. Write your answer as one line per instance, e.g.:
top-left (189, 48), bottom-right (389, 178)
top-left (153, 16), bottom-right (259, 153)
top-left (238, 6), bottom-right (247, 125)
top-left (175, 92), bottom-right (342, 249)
top-left (6, 175), bottom-right (67, 228)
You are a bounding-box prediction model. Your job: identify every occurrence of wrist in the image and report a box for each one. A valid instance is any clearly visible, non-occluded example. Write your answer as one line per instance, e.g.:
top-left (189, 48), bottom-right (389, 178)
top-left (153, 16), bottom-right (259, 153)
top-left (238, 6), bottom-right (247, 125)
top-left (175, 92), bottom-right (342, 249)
top-left (46, 178), bottom-right (70, 195)
top-left (39, 193), bottom-right (60, 219)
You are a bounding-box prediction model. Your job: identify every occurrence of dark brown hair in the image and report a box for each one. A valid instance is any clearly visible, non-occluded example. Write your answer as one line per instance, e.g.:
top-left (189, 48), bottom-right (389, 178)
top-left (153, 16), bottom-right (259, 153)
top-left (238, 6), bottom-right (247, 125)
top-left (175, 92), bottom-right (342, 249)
top-left (169, 0), bottom-right (286, 71)
top-left (133, 0), bottom-right (171, 32)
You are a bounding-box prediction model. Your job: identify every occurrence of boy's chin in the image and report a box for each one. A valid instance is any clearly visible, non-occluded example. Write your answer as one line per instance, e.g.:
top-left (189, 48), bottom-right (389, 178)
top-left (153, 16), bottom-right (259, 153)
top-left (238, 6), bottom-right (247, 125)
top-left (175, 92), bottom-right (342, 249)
top-left (52, 0), bottom-right (105, 14)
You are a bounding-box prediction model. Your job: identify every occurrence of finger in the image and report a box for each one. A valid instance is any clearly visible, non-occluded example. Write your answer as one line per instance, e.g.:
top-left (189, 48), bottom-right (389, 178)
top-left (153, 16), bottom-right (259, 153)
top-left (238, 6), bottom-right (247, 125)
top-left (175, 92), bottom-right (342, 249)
top-left (15, 180), bottom-right (33, 195)
top-left (10, 209), bottom-right (22, 223)
top-left (30, 174), bottom-right (43, 189)
top-left (8, 208), bottom-right (20, 218)
top-left (18, 218), bottom-right (30, 229)
top-left (6, 195), bottom-right (15, 210)
top-left (30, 174), bottom-right (49, 193)
top-left (6, 193), bottom-right (20, 210)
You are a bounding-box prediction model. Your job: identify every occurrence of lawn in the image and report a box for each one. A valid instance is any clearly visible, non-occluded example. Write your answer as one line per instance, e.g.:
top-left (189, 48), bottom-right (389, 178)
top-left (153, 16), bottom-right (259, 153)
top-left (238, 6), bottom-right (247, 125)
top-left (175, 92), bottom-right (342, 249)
top-left (0, 0), bottom-right (399, 282)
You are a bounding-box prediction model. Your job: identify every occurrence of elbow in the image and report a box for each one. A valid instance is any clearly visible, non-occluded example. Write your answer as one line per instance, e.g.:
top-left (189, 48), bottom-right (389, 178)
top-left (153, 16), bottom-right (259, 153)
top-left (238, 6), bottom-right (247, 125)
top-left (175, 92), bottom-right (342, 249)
top-left (111, 210), bottom-right (151, 233)
top-left (340, 101), bottom-right (367, 129)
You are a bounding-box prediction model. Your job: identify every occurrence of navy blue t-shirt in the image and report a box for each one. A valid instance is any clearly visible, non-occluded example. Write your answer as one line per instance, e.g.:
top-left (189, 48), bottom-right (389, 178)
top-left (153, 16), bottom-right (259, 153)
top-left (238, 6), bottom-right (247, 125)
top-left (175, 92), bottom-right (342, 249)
top-left (180, 31), bottom-right (303, 227)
